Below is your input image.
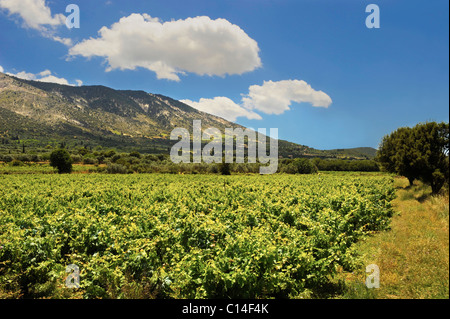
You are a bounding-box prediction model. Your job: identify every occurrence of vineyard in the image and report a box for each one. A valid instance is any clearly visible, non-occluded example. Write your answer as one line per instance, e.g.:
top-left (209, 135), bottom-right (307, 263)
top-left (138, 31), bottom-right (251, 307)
top-left (0, 173), bottom-right (395, 298)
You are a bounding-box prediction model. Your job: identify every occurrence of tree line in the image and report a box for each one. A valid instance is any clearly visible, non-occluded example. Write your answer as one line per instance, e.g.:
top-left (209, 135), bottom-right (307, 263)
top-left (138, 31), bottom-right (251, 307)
top-left (3, 121), bottom-right (447, 191)
top-left (2, 147), bottom-right (380, 175)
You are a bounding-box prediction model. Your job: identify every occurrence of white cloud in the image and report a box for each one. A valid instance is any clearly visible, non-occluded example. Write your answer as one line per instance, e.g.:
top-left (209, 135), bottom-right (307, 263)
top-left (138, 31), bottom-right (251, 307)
top-left (0, 65), bottom-right (4, 73)
top-left (0, 0), bottom-right (72, 46)
top-left (6, 68), bottom-right (82, 86)
top-left (0, 0), bottom-right (65, 30)
top-left (69, 13), bottom-right (262, 81)
top-left (38, 69), bottom-right (51, 77)
top-left (181, 97), bottom-right (262, 122)
top-left (242, 80), bottom-right (332, 115)
top-left (182, 79), bottom-right (332, 121)
top-left (38, 75), bottom-right (71, 85)
top-left (52, 35), bottom-right (73, 47)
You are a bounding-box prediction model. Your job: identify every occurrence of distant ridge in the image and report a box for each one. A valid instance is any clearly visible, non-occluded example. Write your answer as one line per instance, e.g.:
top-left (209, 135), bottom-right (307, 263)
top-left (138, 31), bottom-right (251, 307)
top-left (0, 72), bottom-right (376, 159)
top-left (323, 147), bottom-right (378, 159)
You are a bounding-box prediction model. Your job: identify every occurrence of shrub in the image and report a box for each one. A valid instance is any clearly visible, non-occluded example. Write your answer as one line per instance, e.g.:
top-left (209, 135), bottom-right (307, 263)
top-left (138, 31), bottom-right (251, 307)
top-left (41, 153), bottom-right (51, 161)
top-left (16, 154), bottom-right (31, 162)
top-left (207, 164), bottom-right (219, 174)
top-left (71, 155), bottom-right (83, 164)
top-left (281, 158), bottom-right (317, 174)
top-left (83, 157), bottom-right (98, 165)
top-left (106, 163), bottom-right (128, 174)
top-left (129, 151), bottom-right (141, 159)
top-left (144, 154), bottom-right (159, 162)
top-left (96, 155), bottom-right (105, 164)
top-left (30, 154), bottom-right (41, 162)
top-left (10, 160), bottom-right (24, 167)
top-left (234, 163), bottom-right (249, 174)
top-left (77, 147), bottom-right (90, 156)
top-left (0, 155), bottom-right (13, 163)
top-left (49, 149), bottom-right (73, 174)
top-left (104, 150), bottom-right (116, 158)
top-left (281, 163), bottom-right (298, 174)
top-left (111, 154), bottom-right (122, 163)
top-left (218, 162), bottom-right (231, 175)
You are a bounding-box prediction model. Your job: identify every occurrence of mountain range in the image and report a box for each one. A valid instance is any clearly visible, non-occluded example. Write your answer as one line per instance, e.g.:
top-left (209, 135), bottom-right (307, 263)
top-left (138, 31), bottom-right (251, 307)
top-left (0, 72), bottom-right (376, 159)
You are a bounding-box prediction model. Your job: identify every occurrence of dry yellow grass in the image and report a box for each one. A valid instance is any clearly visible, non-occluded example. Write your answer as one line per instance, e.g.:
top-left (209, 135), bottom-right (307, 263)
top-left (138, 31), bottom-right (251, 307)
top-left (337, 177), bottom-right (449, 299)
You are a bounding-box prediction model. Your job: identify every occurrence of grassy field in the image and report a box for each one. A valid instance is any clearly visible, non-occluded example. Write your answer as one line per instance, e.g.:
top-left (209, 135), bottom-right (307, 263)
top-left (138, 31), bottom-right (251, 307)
top-left (334, 177), bottom-right (449, 299)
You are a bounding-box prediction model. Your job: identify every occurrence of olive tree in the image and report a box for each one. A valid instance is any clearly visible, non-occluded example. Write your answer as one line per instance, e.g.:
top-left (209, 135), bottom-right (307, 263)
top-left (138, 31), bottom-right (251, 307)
top-left (376, 122), bottom-right (449, 193)
top-left (50, 149), bottom-right (73, 174)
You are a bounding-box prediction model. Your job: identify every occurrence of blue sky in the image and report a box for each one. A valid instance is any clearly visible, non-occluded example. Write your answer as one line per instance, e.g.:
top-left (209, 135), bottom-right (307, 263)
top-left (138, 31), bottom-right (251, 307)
top-left (0, 0), bottom-right (448, 150)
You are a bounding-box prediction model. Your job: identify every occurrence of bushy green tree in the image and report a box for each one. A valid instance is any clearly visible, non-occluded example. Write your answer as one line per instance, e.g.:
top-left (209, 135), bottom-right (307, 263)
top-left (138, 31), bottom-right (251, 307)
top-left (377, 127), bottom-right (416, 185)
top-left (50, 149), bottom-right (73, 174)
top-left (376, 122), bottom-right (449, 193)
top-left (410, 122), bottom-right (449, 193)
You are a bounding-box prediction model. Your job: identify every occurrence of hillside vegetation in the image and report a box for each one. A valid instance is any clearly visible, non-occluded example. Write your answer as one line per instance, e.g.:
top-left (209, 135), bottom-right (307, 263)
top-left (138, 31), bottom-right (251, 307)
top-left (0, 72), bottom-right (375, 159)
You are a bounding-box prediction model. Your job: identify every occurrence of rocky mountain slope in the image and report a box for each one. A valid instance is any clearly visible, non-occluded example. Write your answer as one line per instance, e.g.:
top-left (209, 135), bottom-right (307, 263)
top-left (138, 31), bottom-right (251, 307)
top-left (0, 72), bottom-right (375, 158)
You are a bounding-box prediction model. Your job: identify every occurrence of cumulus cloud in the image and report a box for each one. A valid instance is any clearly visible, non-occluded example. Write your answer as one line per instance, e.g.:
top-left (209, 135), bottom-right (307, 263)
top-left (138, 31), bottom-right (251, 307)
top-left (0, 0), bottom-right (72, 45)
top-left (242, 80), bottom-right (332, 115)
top-left (181, 97), bottom-right (262, 122)
top-left (6, 68), bottom-right (82, 86)
top-left (0, 65), bottom-right (4, 73)
top-left (184, 80), bottom-right (332, 121)
top-left (0, 0), bottom-right (65, 30)
top-left (52, 35), bottom-right (73, 46)
top-left (69, 13), bottom-right (262, 81)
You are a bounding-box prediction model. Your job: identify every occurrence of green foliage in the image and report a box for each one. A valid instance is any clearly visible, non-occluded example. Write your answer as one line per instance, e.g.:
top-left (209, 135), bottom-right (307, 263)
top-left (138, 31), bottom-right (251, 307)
top-left (82, 155), bottom-right (98, 165)
top-left (218, 162), bottom-right (231, 175)
top-left (129, 151), bottom-right (141, 159)
top-left (104, 150), bottom-right (116, 158)
top-left (10, 160), bottom-right (24, 167)
top-left (377, 122), bottom-right (449, 193)
top-left (312, 158), bottom-right (380, 172)
top-left (1, 145), bottom-right (382, 176)
top-left (49, 149), bottom-right (73, 174)
top-left (0, 155), bottom-right (13, 163)
top-left (284, 158), bottom-right (318, 174)
top-left (106, 163), bottom-right (129, 174)
top-left (0, 174), bottom-right (395, 299)
top-left (77, 147), bottom-right (90, 156)
top-left (71, 154), bottom-right (83, 164)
